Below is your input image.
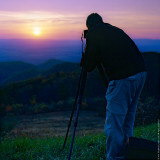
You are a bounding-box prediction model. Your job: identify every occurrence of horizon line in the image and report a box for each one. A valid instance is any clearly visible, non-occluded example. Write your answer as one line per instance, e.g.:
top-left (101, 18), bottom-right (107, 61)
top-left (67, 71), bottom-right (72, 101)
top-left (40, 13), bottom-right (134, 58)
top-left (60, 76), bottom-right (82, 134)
top-left (0, 38), bottom-right (160, 41)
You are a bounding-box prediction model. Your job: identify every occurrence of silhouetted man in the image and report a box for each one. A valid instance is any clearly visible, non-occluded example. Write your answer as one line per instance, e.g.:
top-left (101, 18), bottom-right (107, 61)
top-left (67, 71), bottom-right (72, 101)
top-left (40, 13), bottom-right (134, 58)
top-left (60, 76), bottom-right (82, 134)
top-left (83, 13), bottom-right (146, 160)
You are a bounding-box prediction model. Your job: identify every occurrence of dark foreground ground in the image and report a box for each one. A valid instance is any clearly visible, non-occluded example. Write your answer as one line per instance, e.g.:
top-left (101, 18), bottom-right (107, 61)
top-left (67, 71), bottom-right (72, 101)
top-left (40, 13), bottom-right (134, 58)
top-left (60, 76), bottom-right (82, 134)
top-left (6, 111), bottom-right (105, 138)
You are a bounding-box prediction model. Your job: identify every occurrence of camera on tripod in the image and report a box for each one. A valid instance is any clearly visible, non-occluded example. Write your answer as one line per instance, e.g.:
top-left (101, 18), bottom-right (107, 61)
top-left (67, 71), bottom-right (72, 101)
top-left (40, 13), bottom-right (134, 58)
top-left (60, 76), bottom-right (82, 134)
top-left (82, 30), bottom-right (88, 39)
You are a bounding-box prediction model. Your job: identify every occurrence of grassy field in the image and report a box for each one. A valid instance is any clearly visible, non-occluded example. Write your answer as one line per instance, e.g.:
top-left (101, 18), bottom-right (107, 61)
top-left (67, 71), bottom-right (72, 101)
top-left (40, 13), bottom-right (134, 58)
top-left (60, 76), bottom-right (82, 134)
top-left (0, 122), bottom-right (158, 160)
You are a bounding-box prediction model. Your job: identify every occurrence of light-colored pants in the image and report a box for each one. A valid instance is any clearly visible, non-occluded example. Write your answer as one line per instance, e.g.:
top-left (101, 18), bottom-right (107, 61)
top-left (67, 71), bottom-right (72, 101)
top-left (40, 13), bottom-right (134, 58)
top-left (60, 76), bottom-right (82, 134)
top-left (105, 72), bottom-right (147, 160)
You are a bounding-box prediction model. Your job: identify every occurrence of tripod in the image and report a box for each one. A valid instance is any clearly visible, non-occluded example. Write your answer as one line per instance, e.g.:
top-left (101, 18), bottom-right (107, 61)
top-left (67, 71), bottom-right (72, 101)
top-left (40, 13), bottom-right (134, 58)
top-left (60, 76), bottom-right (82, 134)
top-left (62, 32), bottom-right (87, 160)
top-left (62, 32), bottom-right (108, 160)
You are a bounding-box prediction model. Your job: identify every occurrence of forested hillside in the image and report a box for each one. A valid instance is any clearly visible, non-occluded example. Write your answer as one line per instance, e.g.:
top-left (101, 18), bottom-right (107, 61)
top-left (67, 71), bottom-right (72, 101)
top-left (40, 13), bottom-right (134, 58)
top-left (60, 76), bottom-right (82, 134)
top-left (142, 52), bottom-right (160, 95)
top-left (0, 59), bottom-right (64, 85)
top-left (0, 52), bottom-right (159, 125)
top-left (0, 61), bottom-right (36, 85)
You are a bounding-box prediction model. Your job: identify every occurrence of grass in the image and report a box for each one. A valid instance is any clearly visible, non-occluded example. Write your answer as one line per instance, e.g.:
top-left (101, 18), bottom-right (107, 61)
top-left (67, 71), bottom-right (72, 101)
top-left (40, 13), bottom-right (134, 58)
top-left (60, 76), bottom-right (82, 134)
top-left (0, 123), bottom-right (158, 160)
top-left (0, 114), bottom-right (18, 137)
top-left (133, 123), bottom-right (158, 142)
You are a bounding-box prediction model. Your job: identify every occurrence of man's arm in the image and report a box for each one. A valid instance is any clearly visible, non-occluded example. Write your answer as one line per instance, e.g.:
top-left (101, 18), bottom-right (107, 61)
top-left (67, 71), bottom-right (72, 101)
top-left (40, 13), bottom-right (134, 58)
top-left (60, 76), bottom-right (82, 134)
top-left (97, 64), bottom-right (109, 89)
top-left (84, 30), bottom-right (100, 72)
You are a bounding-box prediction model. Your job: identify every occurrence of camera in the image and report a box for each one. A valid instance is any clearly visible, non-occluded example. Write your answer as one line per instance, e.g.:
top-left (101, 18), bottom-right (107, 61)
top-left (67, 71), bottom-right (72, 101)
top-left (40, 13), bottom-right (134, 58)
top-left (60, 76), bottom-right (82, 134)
top-left (82, 30), bottom-right (88, 39)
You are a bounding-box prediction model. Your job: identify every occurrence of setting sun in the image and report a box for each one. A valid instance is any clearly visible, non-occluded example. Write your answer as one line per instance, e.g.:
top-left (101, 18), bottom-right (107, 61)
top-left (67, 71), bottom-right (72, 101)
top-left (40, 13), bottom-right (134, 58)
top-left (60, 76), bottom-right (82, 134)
top-left (33, 27), bottom-right (41, 36)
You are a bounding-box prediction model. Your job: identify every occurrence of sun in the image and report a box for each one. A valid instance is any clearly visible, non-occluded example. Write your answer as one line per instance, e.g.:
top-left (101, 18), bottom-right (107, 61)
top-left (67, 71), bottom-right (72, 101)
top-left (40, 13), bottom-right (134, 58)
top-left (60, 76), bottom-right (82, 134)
top-left (33, 27), bottom-right (41, 36)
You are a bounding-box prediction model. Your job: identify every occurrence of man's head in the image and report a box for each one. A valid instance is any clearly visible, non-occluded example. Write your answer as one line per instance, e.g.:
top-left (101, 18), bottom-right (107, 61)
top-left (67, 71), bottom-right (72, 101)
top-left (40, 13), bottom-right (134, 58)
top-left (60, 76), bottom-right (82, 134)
top-left (86, 13), bottom-right (103, 30)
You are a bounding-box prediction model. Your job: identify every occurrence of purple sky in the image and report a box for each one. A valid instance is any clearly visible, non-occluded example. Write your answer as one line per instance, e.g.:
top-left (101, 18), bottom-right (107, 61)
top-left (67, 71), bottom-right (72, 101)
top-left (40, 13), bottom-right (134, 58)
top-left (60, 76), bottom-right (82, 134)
top-left (0, 0), bottom-right (160, 39)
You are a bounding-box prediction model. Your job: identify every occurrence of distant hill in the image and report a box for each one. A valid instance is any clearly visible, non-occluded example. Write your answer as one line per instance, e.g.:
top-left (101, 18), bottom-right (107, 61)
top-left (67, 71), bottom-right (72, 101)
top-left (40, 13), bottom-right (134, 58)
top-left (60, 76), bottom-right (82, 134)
top-left (0, 61), bottom-right (36, 85)
top-left (42, 62), bottom-right (80, 76)
top-left (0, 39), bottom-right (82, 64)
top-left (0, 39), bottom-right (159, 64)
top-left (0, 59), bottom-right (68, 85)
top-left (142, 52), bottom-right (160, 95)
top-left (37, 59), bottom-right (64, 70)
top-left (3, 68), bottom-right (41, 85)
top-left (134, 39), bottom-right (160, 53)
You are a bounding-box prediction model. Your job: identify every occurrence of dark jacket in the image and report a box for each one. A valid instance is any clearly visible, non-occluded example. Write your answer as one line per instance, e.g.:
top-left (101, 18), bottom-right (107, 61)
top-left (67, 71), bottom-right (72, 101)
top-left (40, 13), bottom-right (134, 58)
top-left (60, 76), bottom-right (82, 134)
top-left (84, 23), bottom-right (146, 81)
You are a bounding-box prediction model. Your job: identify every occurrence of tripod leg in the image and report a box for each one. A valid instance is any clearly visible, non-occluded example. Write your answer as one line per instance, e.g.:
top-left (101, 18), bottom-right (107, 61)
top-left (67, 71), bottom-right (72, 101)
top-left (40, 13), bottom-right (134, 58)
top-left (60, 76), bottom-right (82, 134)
top-left (62, 69), bottom-right (83, 149)
top-left (68, 69), bottom-right (87, 160)
top-left (68, 103), bottom-right (81, 160)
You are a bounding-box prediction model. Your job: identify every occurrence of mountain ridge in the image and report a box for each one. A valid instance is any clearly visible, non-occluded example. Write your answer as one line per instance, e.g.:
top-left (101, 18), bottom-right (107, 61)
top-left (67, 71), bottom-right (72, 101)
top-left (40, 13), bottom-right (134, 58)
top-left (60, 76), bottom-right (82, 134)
top-left (0, 59), bottom-right (65, 85)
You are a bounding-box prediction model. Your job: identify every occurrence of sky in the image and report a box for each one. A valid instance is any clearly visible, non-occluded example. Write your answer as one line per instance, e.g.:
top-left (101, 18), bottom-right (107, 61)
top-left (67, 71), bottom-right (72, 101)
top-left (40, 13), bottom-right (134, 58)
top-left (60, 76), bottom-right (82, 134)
top-left (0, 0), bottom-right (160, 40)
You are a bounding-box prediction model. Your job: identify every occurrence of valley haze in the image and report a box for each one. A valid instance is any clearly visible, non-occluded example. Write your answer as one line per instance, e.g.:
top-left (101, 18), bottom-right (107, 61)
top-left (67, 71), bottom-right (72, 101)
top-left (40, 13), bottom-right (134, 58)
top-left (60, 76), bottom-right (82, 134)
top-left (0, 39), bottom-right (160, 64)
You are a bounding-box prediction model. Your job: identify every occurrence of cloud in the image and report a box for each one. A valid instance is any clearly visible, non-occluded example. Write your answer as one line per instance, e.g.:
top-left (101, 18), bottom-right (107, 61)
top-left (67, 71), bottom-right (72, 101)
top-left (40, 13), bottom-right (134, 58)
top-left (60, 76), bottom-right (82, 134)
top-left (0, 11), bottom-right (84, 26)
top-left (0, 10), bottom-right (160, 39)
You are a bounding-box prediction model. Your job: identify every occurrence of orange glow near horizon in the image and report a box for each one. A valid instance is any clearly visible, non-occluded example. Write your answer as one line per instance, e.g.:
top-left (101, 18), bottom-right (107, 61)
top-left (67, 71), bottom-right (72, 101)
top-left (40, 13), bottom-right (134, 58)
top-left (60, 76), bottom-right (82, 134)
top-left (0, 10), bottom-right (160, 40)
